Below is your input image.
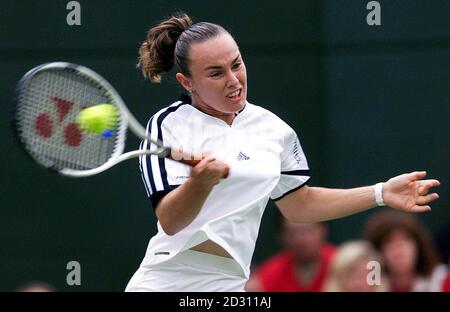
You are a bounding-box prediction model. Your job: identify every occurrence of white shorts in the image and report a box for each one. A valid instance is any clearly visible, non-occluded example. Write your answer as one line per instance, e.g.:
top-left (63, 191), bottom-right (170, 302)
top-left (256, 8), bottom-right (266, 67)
top-left (125, 249), bottom-right (247, 292)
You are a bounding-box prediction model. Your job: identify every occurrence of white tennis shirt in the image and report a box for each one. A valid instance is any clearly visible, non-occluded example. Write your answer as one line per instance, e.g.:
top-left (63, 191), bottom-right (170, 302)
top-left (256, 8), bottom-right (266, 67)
top-left (138, 95), bottom-right (310, 278)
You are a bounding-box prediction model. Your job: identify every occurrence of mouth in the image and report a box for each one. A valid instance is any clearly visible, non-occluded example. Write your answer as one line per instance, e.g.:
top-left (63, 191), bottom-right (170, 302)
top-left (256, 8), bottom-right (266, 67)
top-left (225, 89), bottom-right (242, 103)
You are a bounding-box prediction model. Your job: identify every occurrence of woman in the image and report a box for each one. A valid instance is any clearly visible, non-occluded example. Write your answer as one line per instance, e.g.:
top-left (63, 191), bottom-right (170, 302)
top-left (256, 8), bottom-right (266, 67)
top-left (363, 210), bottom-right (448, 292)
top-left (324, 240), bottom-right (388, 292)
top-left (125, 13), bottom-right (440, 292)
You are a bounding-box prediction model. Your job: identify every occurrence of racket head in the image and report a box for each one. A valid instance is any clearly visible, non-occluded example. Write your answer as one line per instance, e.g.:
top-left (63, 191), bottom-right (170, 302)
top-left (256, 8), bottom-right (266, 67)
top-left (13, 62), bottom-right (128, 176)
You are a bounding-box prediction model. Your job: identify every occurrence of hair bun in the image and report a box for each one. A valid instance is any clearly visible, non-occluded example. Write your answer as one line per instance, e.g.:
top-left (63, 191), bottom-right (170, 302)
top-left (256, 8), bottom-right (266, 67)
top-left (138, 13), bottom-right (193, 83)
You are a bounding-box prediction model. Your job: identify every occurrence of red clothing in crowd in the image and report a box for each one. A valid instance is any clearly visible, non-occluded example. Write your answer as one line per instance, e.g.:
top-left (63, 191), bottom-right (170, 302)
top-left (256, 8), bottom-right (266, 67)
top-left (256, 244), bottom-right (336, 292)
top-left (443, 274), bottom-right (450, 292)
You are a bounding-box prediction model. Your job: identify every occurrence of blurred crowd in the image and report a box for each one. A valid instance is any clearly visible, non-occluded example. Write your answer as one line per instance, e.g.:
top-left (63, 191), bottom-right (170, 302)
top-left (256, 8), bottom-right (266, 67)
top-left (246, 210), bottom-right (450, 292)
top-left (15, 210), bottom-right (449, 292)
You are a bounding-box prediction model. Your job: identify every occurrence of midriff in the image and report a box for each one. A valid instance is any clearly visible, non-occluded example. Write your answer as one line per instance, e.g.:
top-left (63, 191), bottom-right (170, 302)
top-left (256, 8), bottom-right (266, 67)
top-left (190, 239), bottom-right (232, 258)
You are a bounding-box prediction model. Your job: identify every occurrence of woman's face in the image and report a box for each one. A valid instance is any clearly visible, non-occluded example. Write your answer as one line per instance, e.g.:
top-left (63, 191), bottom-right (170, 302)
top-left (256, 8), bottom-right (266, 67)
top-left (341, 258), bottom-right (380, 292)
top-left (382, 229), bottom-right (418, 275)
top-left (177, 33), bottom-right (247, 122)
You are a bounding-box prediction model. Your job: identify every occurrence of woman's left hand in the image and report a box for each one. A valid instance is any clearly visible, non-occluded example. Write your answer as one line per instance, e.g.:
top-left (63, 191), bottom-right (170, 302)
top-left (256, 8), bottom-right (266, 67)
top-left (383, 171), bottom-right (440, 212)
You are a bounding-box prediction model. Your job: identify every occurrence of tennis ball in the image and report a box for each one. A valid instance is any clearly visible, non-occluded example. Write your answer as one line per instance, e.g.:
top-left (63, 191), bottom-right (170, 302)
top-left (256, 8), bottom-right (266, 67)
top-left (76, 104), bottom-right (119, 135)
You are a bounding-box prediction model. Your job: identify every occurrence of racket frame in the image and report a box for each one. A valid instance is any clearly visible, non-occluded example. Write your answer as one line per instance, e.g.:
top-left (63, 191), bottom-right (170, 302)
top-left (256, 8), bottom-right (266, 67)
top-left (14, 62), bottom-right (172, 178)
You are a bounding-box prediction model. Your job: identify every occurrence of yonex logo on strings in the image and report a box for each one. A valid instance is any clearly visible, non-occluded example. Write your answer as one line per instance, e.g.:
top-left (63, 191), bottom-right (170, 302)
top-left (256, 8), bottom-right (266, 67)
top-left (35, 96), bottom-right (85, 147)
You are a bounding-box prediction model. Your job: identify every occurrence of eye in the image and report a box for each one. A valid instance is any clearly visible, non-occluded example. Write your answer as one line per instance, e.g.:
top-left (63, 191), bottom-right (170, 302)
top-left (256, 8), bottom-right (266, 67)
top-left (210, 72), bottom-right (222, 78)
top-left (232, 62), bottom-right (241, 70)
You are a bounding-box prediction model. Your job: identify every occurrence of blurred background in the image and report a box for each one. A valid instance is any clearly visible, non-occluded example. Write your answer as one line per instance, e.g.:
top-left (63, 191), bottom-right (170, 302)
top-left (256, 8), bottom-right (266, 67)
top-left (0, 0), bottom-right (448, 291)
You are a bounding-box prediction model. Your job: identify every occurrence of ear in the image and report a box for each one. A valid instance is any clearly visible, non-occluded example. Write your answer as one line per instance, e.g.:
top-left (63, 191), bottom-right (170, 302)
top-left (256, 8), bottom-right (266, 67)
top-left (176, 73), bottom-right (192, 92)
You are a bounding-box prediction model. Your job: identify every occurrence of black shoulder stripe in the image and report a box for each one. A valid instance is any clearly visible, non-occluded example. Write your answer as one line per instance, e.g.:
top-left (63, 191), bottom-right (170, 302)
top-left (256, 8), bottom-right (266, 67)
top-left (272, 177), bottom-right (311, 202)
top-left (281, 169), bottom-right (310, 176)
top-left (156, 102), bottom-right (189, 189)
top-left (140, 116), bottom-right (156, 195)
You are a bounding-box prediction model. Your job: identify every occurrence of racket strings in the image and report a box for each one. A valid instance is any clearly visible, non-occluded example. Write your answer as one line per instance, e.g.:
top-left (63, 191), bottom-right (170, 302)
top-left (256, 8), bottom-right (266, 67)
top-left (16, 69), bottom-right (124, 171)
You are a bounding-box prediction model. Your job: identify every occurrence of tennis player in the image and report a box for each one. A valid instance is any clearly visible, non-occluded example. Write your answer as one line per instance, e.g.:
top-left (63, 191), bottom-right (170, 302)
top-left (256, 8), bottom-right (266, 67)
top-left (125, 13), bottom-right (440, 292)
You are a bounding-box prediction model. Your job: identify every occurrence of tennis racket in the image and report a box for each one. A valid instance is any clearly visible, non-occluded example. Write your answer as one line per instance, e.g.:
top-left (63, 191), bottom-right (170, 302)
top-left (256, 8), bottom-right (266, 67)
top-left (13, 62), bottom-right (203, 177)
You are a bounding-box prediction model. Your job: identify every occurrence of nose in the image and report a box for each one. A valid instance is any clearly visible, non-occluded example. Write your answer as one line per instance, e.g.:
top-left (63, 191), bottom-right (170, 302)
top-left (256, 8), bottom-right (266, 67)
top-left (226, 70), bottom-right (239, 88)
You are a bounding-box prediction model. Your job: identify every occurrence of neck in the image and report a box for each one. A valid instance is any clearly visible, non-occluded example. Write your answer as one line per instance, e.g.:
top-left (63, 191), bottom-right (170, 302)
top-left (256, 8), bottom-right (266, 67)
top-left (390, 271), bottom-right (415, 290)
top-left (191, 97), bottom-right (236, 126)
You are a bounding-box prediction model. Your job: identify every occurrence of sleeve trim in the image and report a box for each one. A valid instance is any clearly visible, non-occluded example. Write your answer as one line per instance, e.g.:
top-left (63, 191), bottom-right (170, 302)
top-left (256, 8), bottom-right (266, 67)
top-left (156, 103), bottom-right (189, 189)
top-left (140, 117), bottom-right (156, 195)
top-left (149, 185), bottom-right (181, 209)
top-left (281, 169), bottom-right (310, 176)
top-left (272, 177), bottom-right (311, 202)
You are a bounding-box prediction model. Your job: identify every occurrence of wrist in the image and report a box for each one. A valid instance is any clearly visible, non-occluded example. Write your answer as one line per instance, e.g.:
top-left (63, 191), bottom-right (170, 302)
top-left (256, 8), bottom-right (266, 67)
top-left (188, 176), bottom-right (215, 192)
top-left (374, 182), bottom-right (385, 206)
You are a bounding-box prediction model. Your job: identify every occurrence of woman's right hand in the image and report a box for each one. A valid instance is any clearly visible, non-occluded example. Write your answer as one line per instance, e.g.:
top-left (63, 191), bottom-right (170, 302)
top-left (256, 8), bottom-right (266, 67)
top-left (189, 156), bottom-right (229, 188)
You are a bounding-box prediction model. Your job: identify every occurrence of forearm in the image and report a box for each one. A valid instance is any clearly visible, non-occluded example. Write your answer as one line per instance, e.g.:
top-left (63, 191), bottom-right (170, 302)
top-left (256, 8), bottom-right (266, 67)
top-left (281, 185), bottom-right (378, 223)
top-left (156, 179), bottom-right (213, 235)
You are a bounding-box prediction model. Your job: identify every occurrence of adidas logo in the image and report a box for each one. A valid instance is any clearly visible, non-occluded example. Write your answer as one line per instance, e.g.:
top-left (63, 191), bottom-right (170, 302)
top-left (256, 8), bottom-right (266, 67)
top-left (237, 151), bottom-right (250, 161)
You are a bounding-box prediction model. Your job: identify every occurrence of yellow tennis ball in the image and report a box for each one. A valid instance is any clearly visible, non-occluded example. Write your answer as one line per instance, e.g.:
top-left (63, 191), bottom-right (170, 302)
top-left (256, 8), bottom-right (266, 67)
top-left (76, 104), bottom-right (119, 135)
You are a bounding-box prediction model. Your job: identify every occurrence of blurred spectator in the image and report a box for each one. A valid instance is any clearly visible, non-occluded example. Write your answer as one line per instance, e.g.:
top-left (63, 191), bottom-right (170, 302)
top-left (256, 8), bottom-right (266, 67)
top-left (15, 281), bottom-right (56, 292)
top-left (363, 210), bottom-right (448, 292)
top-left (442, 257), bottom-right (450, 292)
top-left (324, 240), bottom-right (388, 292)
top-left (442, 273), bottom-right (450, 292)
top-left (245, 219), bottom-right (335, 292)
top-left (436, 224), bottom-right (450, 268)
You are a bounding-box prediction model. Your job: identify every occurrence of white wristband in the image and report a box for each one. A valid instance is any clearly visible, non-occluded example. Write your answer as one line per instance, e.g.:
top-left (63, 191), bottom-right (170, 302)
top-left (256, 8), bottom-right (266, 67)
top-left (374, 182), bottom-right (385, 206)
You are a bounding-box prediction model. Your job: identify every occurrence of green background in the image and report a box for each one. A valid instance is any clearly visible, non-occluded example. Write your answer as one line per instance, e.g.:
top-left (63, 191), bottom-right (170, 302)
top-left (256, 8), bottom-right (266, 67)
top-left (0, 0), bottom-right (448, 291)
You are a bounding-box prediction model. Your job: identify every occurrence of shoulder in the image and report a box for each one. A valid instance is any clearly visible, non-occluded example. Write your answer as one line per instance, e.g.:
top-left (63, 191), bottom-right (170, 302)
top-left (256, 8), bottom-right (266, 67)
top-left (146, 96), bottom-right (191, 127)
top-left (413, 264), bottom-right (449, 291)
top-left (246, 102), bottom-right (286, 123)
top-left (245, 101), bottom-right (295, 134)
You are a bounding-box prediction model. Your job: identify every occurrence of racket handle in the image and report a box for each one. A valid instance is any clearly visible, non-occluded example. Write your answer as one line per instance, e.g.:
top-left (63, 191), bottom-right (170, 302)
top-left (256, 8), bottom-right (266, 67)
top-left (177, 158), bottom-right (202, 167)
top-left (167, 148), bottom-right (229, 178)
top-left (167, 148), bottom-right (202, 167)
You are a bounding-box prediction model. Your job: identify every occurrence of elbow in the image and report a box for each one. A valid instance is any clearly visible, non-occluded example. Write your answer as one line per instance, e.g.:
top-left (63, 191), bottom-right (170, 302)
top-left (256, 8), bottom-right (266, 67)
top-left (158, 219), bottom-right (180, 236)
top-left (155, 200), bottom-right (193, 236)
top-left (163, 228), bottom-right (178, 236)
top-left (155, 204), bottom-right (179, 236)
top-left (156, 210), bottom-right (183, 236)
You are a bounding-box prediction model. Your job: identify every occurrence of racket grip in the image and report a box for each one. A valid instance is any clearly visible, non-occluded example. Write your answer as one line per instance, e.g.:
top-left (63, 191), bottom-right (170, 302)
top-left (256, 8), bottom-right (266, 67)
top-left (167, 148), bottom-right (229, 178)
top-left (167, 148), bottom-right (202, 167)
top-left (177, 158), bottom-right (202, 167)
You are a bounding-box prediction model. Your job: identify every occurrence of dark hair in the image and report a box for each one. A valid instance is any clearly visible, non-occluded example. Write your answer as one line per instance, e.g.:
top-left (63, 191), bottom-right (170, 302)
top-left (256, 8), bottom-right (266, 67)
top-left (138, 13), bottom-right (228, 83)
top-left (363, 210), bottom-right (441, 276)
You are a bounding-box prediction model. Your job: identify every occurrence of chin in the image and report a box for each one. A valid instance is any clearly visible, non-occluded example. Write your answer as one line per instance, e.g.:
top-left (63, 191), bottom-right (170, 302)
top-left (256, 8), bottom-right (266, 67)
top-left (229, 103), bottom-right (245, 114)
top-left (230, 98), bottom-right (246, 110)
